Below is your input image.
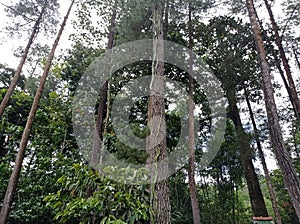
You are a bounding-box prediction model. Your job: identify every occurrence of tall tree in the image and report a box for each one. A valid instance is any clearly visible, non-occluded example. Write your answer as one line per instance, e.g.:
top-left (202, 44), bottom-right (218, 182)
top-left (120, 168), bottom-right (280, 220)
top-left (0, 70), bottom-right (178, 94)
top-left (0, 1), bottom-right (75, 222)
top-left (199, 16), bottom-right (269, 217)
top-left (187, 1), bottom-right (201, 223)
top-left (91, 0), bottom-right (117, 167)
top-left (0, 0), bottom-right (57, 118)
top-left (244, 87), bottom-right (282, 224)
top-left (146, 0), bottom-right (171, 223)
top-left (253, 8), bottom-right (299, 124)
top-left (262, 0), bottom-right (300, 123)
top-left (292, 45), bottom-right (300, 71)
top-left (246, 0), bottom-right (300, 220)
top-left (228, 89), bottom-right (269, 217)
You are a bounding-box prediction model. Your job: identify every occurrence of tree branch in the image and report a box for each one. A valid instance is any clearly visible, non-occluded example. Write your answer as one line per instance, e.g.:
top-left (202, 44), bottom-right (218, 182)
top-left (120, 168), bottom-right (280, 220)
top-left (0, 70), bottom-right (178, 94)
top-left (281, 3), bottom-right (299, 37)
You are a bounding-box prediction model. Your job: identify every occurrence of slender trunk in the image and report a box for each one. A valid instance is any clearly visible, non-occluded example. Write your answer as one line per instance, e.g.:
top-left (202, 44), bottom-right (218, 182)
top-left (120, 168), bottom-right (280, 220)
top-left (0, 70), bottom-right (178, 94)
top-left (263, 0), bottom-right (300, 123)
top-left (274, 53), bottom-right (297, 116)
top-left (0, 2), bottom-right (47, 118)
top-left (231, 183), bottom-right (236, 224)
top-left (91, 82), bottom-right (108, 166)
top-left (91, 0), bottom-right (117, 167)
top-left (244, 88), bottom-right (282, 224)
top-left (292, 46), bottom-right (300, 71)
top-left (292, 125), bottom-right (300, 159)
top-left (246, 0), bottom-right (300, 220)
top-left (146, 2), bottom-right (171, 223)
top-left (187, 2), bottom-right (201, 224)
top-left (0, 2), bottom-right (74, 223)
top-left (254, 7), bottom-right (298, 121)
top-left (163, 0), bottom-right (169, 39)
top-left (236, 185), bottom-right (240, 224)
top-left (187, 37), bottom-right (202, 223)
top-left (227, 89), bottom-right (269, 217)
top-left (281, 4), bottom-right (298, 37)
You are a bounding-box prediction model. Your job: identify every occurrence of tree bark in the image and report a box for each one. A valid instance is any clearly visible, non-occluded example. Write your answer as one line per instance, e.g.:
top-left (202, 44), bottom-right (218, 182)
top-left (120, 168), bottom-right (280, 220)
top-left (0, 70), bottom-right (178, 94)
top-left (0, 2), bottom-right (47, 118)
top-left (91, 0), bottom-right (117, 167)
top-left (292, 45), bottom-right (300, 71)
top-left (246, 0), bottom-right (300, 220)
top-left (0, 1), bottom-right (74, 223)
top-left (227, 89), bottom-right (269, 217)
top-left (187, 2), bottom-right (201, 224)
top-left (91, 82), bottom-right (108, 166)
top-left (263, 0), bottom-right (300, 123)
top-left (254, 8), bottom-right (298, 125)
top-left (244, 88), bottom-right (282, 224)
top-left (146, 1), bottom-right (171, 223)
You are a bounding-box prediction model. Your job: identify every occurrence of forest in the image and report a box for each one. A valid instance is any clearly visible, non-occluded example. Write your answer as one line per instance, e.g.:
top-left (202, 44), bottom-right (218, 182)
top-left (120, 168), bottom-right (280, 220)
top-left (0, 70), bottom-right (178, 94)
top-left (0, 0), bottom-right (300, 223)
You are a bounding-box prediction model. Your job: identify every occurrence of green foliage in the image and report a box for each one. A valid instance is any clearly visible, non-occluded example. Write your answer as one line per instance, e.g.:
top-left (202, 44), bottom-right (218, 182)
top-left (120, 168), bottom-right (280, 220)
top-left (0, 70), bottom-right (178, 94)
top-left (4, 0), bottom-right (60, 36)
top-left (116, 0), bottom-right (153, 43)
top-left (2, 0), bottom-right (299, 222)
top-left (44, 163), bottom-right (150, 224)
top-left (269, 169), bottom-right (300, 223)
top-left (0, 71), bottom-right (32, 158)
top-left (168, 121), bottom-right (250, 224)
top-left (169, 171), bottom-right (193, 224)
top-left (0, 64), bottom-right (25, 89)
top-left (60, 43), bottom-right (104, 93)
top-left (72, 0), bottom-right (116, 46)
top-left (198, 16), bottom-right (259, 92)
top-left (198, 121), bottom-right (250, 223)
top-left (287, 122), bottom-right (300, 170)
top-left (0, 78), bottom-right (81, 223)
top-left (282, 0), bottom-right (300, 27)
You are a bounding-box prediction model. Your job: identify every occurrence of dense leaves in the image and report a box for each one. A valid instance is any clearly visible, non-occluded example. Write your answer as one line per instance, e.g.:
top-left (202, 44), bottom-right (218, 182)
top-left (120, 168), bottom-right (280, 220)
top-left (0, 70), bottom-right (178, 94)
top-left (1, 0), bottom-right (300, 223)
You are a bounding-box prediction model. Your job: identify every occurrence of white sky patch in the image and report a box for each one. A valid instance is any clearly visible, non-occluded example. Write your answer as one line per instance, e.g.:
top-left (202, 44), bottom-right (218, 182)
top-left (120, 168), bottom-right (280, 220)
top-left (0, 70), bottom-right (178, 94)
top-left (0, 0), bottom-right (76, 68)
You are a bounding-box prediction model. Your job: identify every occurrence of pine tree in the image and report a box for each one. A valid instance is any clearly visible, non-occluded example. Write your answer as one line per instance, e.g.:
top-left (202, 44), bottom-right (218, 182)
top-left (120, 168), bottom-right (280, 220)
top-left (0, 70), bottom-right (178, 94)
top-left (91, 0), bottom-right (117, 167)
top-left (262, 0), bottom-right (300, 123)
top-left (187, 1), bottom-right (201, 223)
top-left (146, 1), bottom-right (171, 223)
top-left (246, 0), bottom-right (300, 220)
top-left (0, 1), bottom-right (74, 222)
top-left (244, 87), bottom-right (282, 224)
top-left (0, 0), bottom-right (58, 118)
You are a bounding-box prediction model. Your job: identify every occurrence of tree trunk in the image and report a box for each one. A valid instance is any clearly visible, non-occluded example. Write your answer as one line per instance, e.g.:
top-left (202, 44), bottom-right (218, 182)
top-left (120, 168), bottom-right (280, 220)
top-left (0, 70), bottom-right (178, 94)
top-left (263, 0), bottom-right (300, 123)
top-left (227, 89), bottom-right (269, 217)
top-left (254, 8), bottom-right (298, 124)
top-left (292, 45), bottom-right (300, 71)
top-left (146, 2), bottom-right (171, 223)
top-left (187, 2), bottom-right (201, 224)
top-left (0, 1), bottom-right (74, 223)
top-left (0, 2), bottom-right (47, 118)
top-left (91, 82), bottom-right (108, 166)
top-left (244, 88), bottom-right (282, 224)
top-left (273, 53), bottom-right (297, 117)
top-left (91, 0), bottom-right (117, 167)
top-left (246, 0), bottom-right (300, 220)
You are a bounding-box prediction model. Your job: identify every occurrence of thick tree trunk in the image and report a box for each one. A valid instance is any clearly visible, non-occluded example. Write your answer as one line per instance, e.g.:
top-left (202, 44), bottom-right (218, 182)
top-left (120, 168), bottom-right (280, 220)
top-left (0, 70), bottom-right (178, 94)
top-left (0, 2), bottom-right (74, 223)
top-left (227, 89), bottom-right (269, 217)
top-left (187, 2), bottom-right (201, 224)
top-left (244, 88), bottom-right (282, 224)
top-left (246, 0), bottom-right (300, 220)
top-left (263, 0), bottom-right (300, 123)
top-left (0, 3), bottom-right (47, 118)
top-left (146, 2), bottom-right (171, 223)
